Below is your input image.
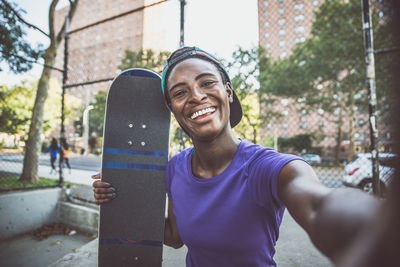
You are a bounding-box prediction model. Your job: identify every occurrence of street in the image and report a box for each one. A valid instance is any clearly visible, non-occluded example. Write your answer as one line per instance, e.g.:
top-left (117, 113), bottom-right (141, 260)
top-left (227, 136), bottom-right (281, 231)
top-left (0, 152), bottom-right (345, 188)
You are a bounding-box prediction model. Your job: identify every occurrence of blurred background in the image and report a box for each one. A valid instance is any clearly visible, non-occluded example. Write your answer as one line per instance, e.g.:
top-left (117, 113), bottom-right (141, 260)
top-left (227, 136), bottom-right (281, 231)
top-left (1, 1), bottom-right (399, 266)
top-left (0, 0), bottom-right (398, 203)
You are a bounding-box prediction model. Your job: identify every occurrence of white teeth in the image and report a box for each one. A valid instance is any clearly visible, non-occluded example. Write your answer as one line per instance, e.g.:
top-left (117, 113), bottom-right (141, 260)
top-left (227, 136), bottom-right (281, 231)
top-left (191, 107), bottom-right (215, 119)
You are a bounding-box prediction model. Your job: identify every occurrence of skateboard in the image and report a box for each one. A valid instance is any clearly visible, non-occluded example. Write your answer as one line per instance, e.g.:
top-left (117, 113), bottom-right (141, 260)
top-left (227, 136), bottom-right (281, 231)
top-left (98, 69), bottom-right (170, 267)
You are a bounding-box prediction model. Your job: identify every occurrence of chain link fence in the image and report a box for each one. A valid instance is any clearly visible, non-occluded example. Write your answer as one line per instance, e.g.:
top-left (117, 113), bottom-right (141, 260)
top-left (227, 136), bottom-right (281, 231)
top-left (1, 0), bottom-right (398, 196)
top-left (257, 0), bottom-right (397, 194)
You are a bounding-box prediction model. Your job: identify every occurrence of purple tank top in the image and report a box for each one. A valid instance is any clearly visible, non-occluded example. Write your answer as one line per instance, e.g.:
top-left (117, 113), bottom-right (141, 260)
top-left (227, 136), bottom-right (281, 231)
top-left (166, 140), bottom-right (302, 266)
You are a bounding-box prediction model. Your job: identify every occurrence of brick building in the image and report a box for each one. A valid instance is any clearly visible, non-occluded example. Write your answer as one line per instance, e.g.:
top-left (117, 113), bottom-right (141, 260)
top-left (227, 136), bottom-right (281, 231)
top-left (256, 0), bottom-right (392, 162)
top-left (53, 0), bottom-right (179, 105)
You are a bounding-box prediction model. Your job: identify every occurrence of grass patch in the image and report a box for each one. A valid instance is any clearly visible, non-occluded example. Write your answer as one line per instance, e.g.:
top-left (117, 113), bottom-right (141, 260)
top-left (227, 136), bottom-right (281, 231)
top-left (0, 176), bottom-right (58, 191)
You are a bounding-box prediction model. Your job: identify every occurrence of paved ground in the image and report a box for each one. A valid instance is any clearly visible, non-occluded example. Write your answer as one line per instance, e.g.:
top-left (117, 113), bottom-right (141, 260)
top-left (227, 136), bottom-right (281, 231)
top-left (0, 231), bottom-right (94, 267)
top-left (0, 211), bottom-right (332, 267)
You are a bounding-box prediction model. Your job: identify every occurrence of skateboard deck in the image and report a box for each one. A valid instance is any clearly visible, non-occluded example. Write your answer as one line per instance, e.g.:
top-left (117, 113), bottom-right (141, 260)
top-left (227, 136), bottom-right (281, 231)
top-left (98, 69), bottom-right (170, 267)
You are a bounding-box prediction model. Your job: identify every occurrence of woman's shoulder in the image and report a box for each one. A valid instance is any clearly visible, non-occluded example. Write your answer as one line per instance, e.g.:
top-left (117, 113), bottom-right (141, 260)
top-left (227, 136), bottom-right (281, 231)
top-left (239, 140), bottom-right (299, 166)
top-left (168, 147), bottom-right (194, 165)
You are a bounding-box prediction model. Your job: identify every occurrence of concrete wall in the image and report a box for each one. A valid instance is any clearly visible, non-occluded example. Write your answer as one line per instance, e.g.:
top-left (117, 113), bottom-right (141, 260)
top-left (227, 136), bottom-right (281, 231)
top-left (0, 188), bottom-right (62, 240)
top-left (57, 202), bottom-right (99, 235)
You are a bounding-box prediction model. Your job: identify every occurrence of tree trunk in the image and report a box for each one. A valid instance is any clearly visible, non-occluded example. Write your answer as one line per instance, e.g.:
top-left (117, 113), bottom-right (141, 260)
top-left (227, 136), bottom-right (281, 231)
top-left (20, 49), bottom-right (56, 182)
top-left (19, 0), bottom-right (79, 183)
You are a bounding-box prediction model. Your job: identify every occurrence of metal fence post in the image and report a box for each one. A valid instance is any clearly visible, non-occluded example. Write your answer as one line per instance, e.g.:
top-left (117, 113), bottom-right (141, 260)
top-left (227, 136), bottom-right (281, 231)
top-left (59, 15), bottom-right (69, 186)
top-left (361, 0), bottom-right (380, 196)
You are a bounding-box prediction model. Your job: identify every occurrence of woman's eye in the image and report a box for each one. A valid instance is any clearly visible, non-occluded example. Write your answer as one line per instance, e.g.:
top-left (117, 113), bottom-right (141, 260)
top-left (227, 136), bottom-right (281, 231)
top-left (173, 90), bottom-right (186, 98)
top-left (202, 80), bottom-right (216, 87)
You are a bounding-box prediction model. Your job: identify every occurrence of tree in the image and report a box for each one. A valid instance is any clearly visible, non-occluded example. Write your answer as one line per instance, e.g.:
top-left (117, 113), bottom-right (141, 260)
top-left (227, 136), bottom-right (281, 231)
top-left (1, 79), bottom-right (81, 147)
top-left (119, 49), bottom-right (170, 73)
top-left (260, 0), bottom-right (384, 165)
top-left (0, 83), bottom-right (33, 135)
top-left (0, 0), bottom-right (42, 73)
top-left (21, 0), bottom-right (79, 182)
top-left (228, 47), bottom-right (265, 144)
top-left (89, 90), bottom-right (107, 137)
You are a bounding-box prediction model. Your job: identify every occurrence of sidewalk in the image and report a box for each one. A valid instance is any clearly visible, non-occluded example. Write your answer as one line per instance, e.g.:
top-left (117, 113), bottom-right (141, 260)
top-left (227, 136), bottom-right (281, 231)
top-left (0, 211), bottom-right (331, 267)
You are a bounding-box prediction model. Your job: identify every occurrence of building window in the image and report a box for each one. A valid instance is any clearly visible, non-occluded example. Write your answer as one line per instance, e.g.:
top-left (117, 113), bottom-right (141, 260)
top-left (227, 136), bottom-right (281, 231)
top-left (264, 1), bottom-right (268, 7)
top-left (281, 99), bottom-right (289, 106)
top-left (278, 0), bottom-right (283, 3)
top-left (279, 40), bottom-right (286, 47)
top-left (295, 37), bottom-right (306, 43)
top-left (282, 123), bottom-right (288, 129)
top-left (295, 26), bottom-right (305, 33)
top-left (265, 43), bottom-right (271, 49)
top-left (278, 8), bottom-right (284, 14)
top-left (279, 29), bottom-right (286, 36)
top-left (265, 33), bottom-right (270, 39)
top-left (354, 132), bottom-right (365, 141)
top-left (318, 121), bottom-right (324, 128)
top-left (313, 0), bottom-right (319, 6)
top-left (264, 21), bottom-right (269, 28)
top-left (264, 11), bottom-right (268, 17)
top-left (299, 109), bottom-right (307, 116)
top-left (299, 121), bottom-right (308, 129)
top-left (280, 52), bottom-right (287, 59)
top-left (294, 14), bottom-right (304, 22)
top-left (278, 18), bottom-right (286, 25)
top-left (294, 3), bottom-right (304, 10)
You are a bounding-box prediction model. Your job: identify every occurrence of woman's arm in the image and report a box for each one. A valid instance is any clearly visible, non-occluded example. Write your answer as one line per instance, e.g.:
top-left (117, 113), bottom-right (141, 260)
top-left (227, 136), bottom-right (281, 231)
top-left (278, 160), bottom-right (379, 262)
top-left (164, 198), bottom-right (184, 248)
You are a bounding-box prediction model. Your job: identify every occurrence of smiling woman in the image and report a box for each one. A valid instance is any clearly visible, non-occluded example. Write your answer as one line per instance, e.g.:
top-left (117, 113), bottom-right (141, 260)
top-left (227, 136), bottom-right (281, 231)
top-left (93, 46), bottom-right (382, 267)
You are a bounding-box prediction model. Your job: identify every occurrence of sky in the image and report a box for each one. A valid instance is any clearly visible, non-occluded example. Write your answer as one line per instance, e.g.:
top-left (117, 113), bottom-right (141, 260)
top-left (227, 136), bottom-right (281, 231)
top-left (1, 0), bottom-right (259, 86)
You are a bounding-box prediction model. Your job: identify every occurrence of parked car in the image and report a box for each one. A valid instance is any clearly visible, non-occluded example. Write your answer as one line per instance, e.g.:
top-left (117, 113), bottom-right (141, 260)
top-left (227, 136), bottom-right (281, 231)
top-left (342, 153), bottom-right (397, 194)
top-left (300, 154), bottom-right (322, 165)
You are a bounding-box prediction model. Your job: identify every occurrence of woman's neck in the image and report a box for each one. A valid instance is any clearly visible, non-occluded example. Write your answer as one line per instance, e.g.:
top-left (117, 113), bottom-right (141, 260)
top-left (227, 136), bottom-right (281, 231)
top-left (191, 130), bottom-right (240, 178)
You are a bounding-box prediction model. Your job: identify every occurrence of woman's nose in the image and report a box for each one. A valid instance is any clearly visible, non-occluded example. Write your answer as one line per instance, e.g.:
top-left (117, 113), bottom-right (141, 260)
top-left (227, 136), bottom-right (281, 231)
top-left (190, 86), bottom-right (207, 102)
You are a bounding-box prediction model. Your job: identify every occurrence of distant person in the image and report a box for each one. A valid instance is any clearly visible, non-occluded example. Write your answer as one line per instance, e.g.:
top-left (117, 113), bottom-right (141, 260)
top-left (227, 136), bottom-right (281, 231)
top-left (46, 138), bottom-right (58, 174)
top-left (60, 138), bottom-right (71, 174)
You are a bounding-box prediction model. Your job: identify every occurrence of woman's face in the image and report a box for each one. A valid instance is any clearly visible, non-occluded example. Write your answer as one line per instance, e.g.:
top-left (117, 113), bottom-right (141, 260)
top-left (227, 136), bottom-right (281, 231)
top-left (166, 58), bottom-right (233, 141)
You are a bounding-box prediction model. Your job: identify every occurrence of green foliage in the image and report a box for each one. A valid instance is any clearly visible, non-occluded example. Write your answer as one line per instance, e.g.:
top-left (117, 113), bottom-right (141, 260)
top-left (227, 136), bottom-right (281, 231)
top-left (278, 134), bottom-right (315, 153)
top-left (0, 1), bottom-right (42, 73)
top-left (118, 49), bottom-right (170, 73)
top-left (89, 90), bottom-right (107, 137)
top-left (0, 79), bottom-right (81, 141)
top-left (259, 0), bottom-right (391, 163)
top-left (0, 83), bottom-right (34, 134)
top-left (0, 176), bottom-right (57, 191)
top-left (228, 46), bottom-right (266, 143)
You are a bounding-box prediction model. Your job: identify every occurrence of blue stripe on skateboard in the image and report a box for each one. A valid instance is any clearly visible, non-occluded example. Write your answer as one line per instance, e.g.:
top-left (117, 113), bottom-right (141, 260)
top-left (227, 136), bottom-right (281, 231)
top-left (103, 161), bottom-right (166, 171)
top-left (99, 238), bottom-right (162, 247)
top-left (103, 147), bottom-right (168, 158)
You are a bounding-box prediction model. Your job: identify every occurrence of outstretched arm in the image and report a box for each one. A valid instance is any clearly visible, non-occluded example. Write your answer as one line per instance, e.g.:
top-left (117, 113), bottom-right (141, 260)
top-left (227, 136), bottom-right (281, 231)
top-left (278, 160), bottom-right (379, 262)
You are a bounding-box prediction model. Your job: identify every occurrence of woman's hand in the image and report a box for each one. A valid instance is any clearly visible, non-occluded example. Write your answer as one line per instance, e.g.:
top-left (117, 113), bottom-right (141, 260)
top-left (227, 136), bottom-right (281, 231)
top-left (92, 173), bottom-right (117, 204)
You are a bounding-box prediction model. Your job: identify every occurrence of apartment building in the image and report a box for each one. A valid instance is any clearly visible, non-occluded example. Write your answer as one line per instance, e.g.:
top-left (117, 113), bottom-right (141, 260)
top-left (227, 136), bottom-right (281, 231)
top-left (53, 0), bottom-right (179, 105)
top-left (256, 0), bottom-right (393, 160)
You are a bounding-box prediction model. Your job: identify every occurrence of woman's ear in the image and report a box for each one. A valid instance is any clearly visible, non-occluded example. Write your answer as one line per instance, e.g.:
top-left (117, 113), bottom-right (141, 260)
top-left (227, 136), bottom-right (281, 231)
top-left (225, 83), bottom-right (234, 103)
